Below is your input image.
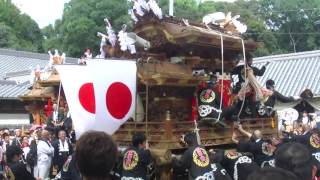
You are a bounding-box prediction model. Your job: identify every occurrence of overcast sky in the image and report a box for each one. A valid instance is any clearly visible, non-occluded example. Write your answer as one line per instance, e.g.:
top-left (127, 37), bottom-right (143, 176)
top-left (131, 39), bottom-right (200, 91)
top-left (12, 0), bottom-right (235, 28)
top-left (12, 0), bottom-right (70, 28)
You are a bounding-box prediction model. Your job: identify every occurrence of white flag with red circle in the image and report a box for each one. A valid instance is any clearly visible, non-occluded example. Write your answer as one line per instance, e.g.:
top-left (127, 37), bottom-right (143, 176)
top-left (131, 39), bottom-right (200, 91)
top-left (86, 60), bottom-right (136, 135)
top-left (55, 65), bottom-right (96, 138)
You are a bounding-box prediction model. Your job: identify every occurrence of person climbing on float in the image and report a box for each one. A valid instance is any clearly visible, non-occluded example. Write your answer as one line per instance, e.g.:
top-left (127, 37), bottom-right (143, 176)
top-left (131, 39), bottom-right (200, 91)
top-left (196, 75), bottom-right (240, 126)
top-left (257, 79), bottom-right (298, 117)
top-left (231, 53), bottom-right (272, 118)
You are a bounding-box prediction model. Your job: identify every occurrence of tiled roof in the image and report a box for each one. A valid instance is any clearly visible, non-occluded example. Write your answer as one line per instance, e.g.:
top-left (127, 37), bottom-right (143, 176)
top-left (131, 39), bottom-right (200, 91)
top-left (0, 48), bottom-right (78, 79)
top-left (0, 48), bottom-right (78, 100)
top-left (0, 80), bottom-right (30, 100)
top-left (253, 50), bottom-right (320, 97)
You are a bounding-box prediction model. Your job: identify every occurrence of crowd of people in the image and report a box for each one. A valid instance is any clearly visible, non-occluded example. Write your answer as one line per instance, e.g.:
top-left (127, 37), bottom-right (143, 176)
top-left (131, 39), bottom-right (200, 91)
top-left (0, 127), bottom-right (73, 180)
top-left (171, 122), bottom-right (320, 180)
top-left (0, 121), bottom-right (320, 180)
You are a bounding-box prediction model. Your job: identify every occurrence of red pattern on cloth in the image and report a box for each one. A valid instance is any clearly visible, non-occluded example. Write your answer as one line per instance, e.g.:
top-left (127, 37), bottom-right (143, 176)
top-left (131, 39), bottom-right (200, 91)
top-left (214, 79), bottom-right (232, 108)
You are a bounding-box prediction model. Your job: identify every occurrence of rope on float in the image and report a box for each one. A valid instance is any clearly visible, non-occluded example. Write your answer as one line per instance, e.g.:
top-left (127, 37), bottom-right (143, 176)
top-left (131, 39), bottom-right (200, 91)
top-left (217, 33), bottom-right (224, 121)
top-left (237, 39), bottom-right (247, 120)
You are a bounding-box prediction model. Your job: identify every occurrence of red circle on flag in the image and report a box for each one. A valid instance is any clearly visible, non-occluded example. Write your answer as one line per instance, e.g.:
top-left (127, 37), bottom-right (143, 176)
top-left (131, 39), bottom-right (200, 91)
top-left (106, 82), bottom-right (132, 120)
top-left (78, 83), bottom-right (95, 114)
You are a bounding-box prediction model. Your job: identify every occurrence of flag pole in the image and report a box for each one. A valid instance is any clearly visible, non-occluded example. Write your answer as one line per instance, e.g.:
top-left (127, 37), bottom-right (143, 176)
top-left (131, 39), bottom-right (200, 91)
top-left (55, 81), bottom-right (62, 124)
top-left (134, 61), bottom-right (139, 131)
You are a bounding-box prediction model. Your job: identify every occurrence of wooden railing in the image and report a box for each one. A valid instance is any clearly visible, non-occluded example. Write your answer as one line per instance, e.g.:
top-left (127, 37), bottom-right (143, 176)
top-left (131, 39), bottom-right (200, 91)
top-left (113, 117), bottom-right (278, 150)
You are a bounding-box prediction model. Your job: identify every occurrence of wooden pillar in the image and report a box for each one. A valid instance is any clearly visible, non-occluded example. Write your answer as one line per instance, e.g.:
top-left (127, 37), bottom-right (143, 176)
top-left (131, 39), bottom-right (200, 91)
top-left (164, 110), bottom-right (173, 140)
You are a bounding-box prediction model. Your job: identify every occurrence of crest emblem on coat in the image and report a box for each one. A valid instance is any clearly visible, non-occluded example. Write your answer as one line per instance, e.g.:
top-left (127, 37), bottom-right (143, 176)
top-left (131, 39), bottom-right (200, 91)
top-left (192, 147), bottom-right (209, 167)
top-left (261, 142), bottom-right (273, 156)
top-left (310, 133), bottom-right (320, 149)
top-left (200, 89), bottom-right (216, 103)
top-left (225, 151), bottom-right (241, 160)
top-left (123, 150), bottom-right (139, 170)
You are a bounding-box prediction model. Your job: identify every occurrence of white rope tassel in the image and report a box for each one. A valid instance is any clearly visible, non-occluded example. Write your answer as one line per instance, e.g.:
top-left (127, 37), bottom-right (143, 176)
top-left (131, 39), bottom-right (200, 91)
top-left (217, 33), bottom-right (224, 121)
top-left (237, 39), bottom-right (247, 120)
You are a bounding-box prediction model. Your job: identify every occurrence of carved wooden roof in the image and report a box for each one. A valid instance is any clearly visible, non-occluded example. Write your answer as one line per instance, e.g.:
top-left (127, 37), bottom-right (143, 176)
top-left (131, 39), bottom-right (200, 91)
top-left (138, 61), bottom-right (209, 86)
top-left (19, 86), bottom-right (54, 101)
top-left (134, 16), bottom-right (259, 51)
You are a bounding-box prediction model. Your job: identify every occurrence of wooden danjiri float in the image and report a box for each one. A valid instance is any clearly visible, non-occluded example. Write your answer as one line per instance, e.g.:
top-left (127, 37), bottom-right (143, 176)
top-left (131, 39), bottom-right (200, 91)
top-left (20, 11), bottom-right (278, 179)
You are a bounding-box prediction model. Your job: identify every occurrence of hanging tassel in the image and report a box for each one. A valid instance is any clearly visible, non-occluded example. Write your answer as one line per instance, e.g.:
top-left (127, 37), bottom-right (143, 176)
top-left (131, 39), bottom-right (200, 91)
top-left (271, 117), bottom-right (275, 129)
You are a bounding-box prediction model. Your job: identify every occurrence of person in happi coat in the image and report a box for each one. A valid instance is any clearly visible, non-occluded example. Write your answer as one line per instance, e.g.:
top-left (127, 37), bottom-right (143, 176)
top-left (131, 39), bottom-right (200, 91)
top-left (53, 129), bottom-right (73, 173)
top-left (172, 132), bottom-right (214, 180)
top-left (121, 132), bottom-right (152, 180)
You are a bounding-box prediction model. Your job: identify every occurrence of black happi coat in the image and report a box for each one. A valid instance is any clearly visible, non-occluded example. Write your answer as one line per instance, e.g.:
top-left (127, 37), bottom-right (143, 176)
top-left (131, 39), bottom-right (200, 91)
top-left (53, 139), bottom-right (74, 172)
top-left (172, 145), bottom-right (213, 180)
top-left (237, 139), bottom-right (273, 166)
top-left (293, 132), bottom-right (320, 154)
top-left (197, 87), bottom-right (221, 120)
top-left (211, 163), bottom-right (232, 180)
top-left (232, 65), bottom-right (266, 83)
top-left (60, 154), bottom-right (82, 180)
top-left (265, 90), bottom-right (294, 108)
top-left (220, 151), bottom-right (259, 180)
top-left (8, 162), bottom-right (35, 180)
top-left (122, 147), bottom-right (151, 179)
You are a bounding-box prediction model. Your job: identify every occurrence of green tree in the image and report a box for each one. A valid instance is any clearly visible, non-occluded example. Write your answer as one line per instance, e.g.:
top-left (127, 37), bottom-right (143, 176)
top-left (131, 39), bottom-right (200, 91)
top-left (0, 0), bottom-right (43, 52)
top-left (48, 0), bottom-right (131, 57)
top-left (259, 0), bottom-right (320, 53)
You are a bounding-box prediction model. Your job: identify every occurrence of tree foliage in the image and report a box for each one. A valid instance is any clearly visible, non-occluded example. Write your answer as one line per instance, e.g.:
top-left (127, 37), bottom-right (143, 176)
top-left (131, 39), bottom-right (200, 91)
top-left (259, 0), bottom-right (320, 53)
top-left (2, 0), bottom-right (320, 57)
top-left (43, 0), bottom-right (130, 57)
top-left (0, 0), bottom-right (43, 52)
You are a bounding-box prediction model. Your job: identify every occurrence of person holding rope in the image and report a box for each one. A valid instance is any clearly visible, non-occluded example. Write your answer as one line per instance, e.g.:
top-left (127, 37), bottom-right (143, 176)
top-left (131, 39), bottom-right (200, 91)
top-left (196, 75), bottom-right (242, 126)
top-left (231, 53), bottom-right (271, 118)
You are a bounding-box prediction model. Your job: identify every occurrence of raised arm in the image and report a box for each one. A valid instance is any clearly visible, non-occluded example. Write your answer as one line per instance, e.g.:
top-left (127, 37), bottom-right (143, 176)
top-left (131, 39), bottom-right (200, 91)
top-left (274, 91), bottom-right (295, 103)
top-left (237, 124), bottom-right (252, 138)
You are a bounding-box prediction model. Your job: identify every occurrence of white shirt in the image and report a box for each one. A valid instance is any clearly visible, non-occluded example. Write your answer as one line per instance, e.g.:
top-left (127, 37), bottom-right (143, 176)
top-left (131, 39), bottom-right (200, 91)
top-left (59, 140), bottom-right (69, 152)
top-left (302, 117), bottom-right (309, 125)
top-left (22, 146), bottom-right (30, 159)
top-left (37, 140), bottom-right (54, 165)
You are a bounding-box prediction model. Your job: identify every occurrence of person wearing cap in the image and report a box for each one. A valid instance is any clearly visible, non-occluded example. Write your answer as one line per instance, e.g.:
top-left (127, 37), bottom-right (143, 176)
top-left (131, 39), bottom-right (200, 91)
top-left (172, 132), bottom-right (214, 180)
top-left (6, 145), bottom-right (35, 180)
